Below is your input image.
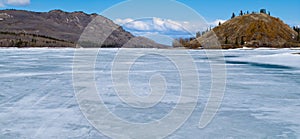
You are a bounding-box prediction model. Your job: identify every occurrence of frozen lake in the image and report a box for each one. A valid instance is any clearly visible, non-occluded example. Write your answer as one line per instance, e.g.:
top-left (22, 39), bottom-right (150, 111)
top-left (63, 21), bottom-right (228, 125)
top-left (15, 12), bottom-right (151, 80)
top-left (0, 48), bottom-right (300, 138)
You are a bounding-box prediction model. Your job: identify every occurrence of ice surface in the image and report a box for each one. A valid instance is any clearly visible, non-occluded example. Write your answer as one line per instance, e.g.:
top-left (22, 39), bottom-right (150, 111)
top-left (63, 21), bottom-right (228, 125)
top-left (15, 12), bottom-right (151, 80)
top-left (0, 48), bottom-right (299, 138)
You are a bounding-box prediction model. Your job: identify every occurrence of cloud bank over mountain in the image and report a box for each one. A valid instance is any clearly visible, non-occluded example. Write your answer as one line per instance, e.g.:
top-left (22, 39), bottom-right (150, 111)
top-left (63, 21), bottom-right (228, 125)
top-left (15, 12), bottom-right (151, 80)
top-left (115, 17), bottom-right (226, 38)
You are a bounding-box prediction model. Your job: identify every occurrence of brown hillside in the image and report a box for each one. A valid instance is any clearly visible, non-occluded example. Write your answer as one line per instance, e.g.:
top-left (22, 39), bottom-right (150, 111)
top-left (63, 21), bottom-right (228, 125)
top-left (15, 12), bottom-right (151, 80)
top-left (191, 13), bottom-right (299, 49)
top-left (0, 10), bottom-right (168, 48)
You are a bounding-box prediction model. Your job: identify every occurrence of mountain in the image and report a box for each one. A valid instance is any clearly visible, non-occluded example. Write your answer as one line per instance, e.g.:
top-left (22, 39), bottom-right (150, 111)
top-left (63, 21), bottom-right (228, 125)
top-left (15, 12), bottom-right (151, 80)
top-left (0, 9), bottom-right (168, 48)
top-left (189, 13), bottom-right (300, 49)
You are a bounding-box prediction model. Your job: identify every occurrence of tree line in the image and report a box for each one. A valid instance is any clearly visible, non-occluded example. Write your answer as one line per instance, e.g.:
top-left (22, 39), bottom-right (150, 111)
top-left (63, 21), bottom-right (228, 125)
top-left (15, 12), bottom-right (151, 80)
top-left (0, 31), bottom-right (74, 47)
top-left (172, 27), bottom-right (213, 48)
top-left (231, 9), bottom-right (271, 19)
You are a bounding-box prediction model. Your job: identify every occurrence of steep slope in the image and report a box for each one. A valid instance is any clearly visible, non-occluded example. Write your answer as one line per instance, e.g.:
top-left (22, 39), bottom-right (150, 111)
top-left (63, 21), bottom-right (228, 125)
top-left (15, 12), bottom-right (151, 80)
top-left (191, 13), bottom-right (299, 49)
top-left (0, 9), bottom-right (167, 48)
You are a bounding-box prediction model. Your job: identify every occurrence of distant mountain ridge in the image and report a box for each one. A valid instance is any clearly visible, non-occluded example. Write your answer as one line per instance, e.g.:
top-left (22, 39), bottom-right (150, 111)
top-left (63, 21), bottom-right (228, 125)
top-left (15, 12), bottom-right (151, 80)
top-left (0, 9), bottom-right (168, 48)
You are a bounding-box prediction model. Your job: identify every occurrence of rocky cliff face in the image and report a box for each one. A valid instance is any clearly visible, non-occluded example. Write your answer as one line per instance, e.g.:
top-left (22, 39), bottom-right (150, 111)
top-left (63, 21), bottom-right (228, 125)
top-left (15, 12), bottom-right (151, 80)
top-left (190, 13), bottom-right (299, 49)
top-left (0, 9), bottom-right (167, 48)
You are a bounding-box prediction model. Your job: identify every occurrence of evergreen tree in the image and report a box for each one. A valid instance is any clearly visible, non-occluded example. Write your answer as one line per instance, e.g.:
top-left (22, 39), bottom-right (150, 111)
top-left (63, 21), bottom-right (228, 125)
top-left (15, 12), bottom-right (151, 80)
top-left (231, 13), bottom-right (236, 19)
top-left (11, 40), bottom-right (14, 46)
top-left (179, 38), bottom-right (184, 45)
top-left (240, 10), bottom-right (243, 16)
top-left (241, 36), bottom-right (245, 45)
top-left (295, 27), bottom-right (300, 41)
top-left (24, 41), bottom-right (28, 47)
top-left (219, 21), bottom-right (222, 26)
top-left (196, 31), bottom-right (201, 38)
top-left (260, 9), bottom-right (267, 14)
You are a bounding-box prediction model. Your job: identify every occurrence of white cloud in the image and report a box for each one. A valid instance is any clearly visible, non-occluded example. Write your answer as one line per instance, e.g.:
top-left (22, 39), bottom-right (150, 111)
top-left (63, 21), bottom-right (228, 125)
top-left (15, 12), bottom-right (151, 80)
top-left (115, 18), bottom-right (134, 25)
top-left (6, 0), bottom-right (30, 5)
top-left (0, 0), bottom-right (30, 7)
top-left (115, 18), bottom-right (151, 30)
top-left (114, 17), bottom-right (210, 37)
top-left (127, 20), bottom-right (151, 31)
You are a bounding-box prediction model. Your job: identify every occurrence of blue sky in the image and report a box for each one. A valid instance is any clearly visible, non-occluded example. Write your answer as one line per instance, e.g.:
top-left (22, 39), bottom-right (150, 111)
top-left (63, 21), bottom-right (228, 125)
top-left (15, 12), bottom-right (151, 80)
top-left (1, 0), bottom-right (299, 25)
top-left (1, 0), bottom-right (299, 45)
